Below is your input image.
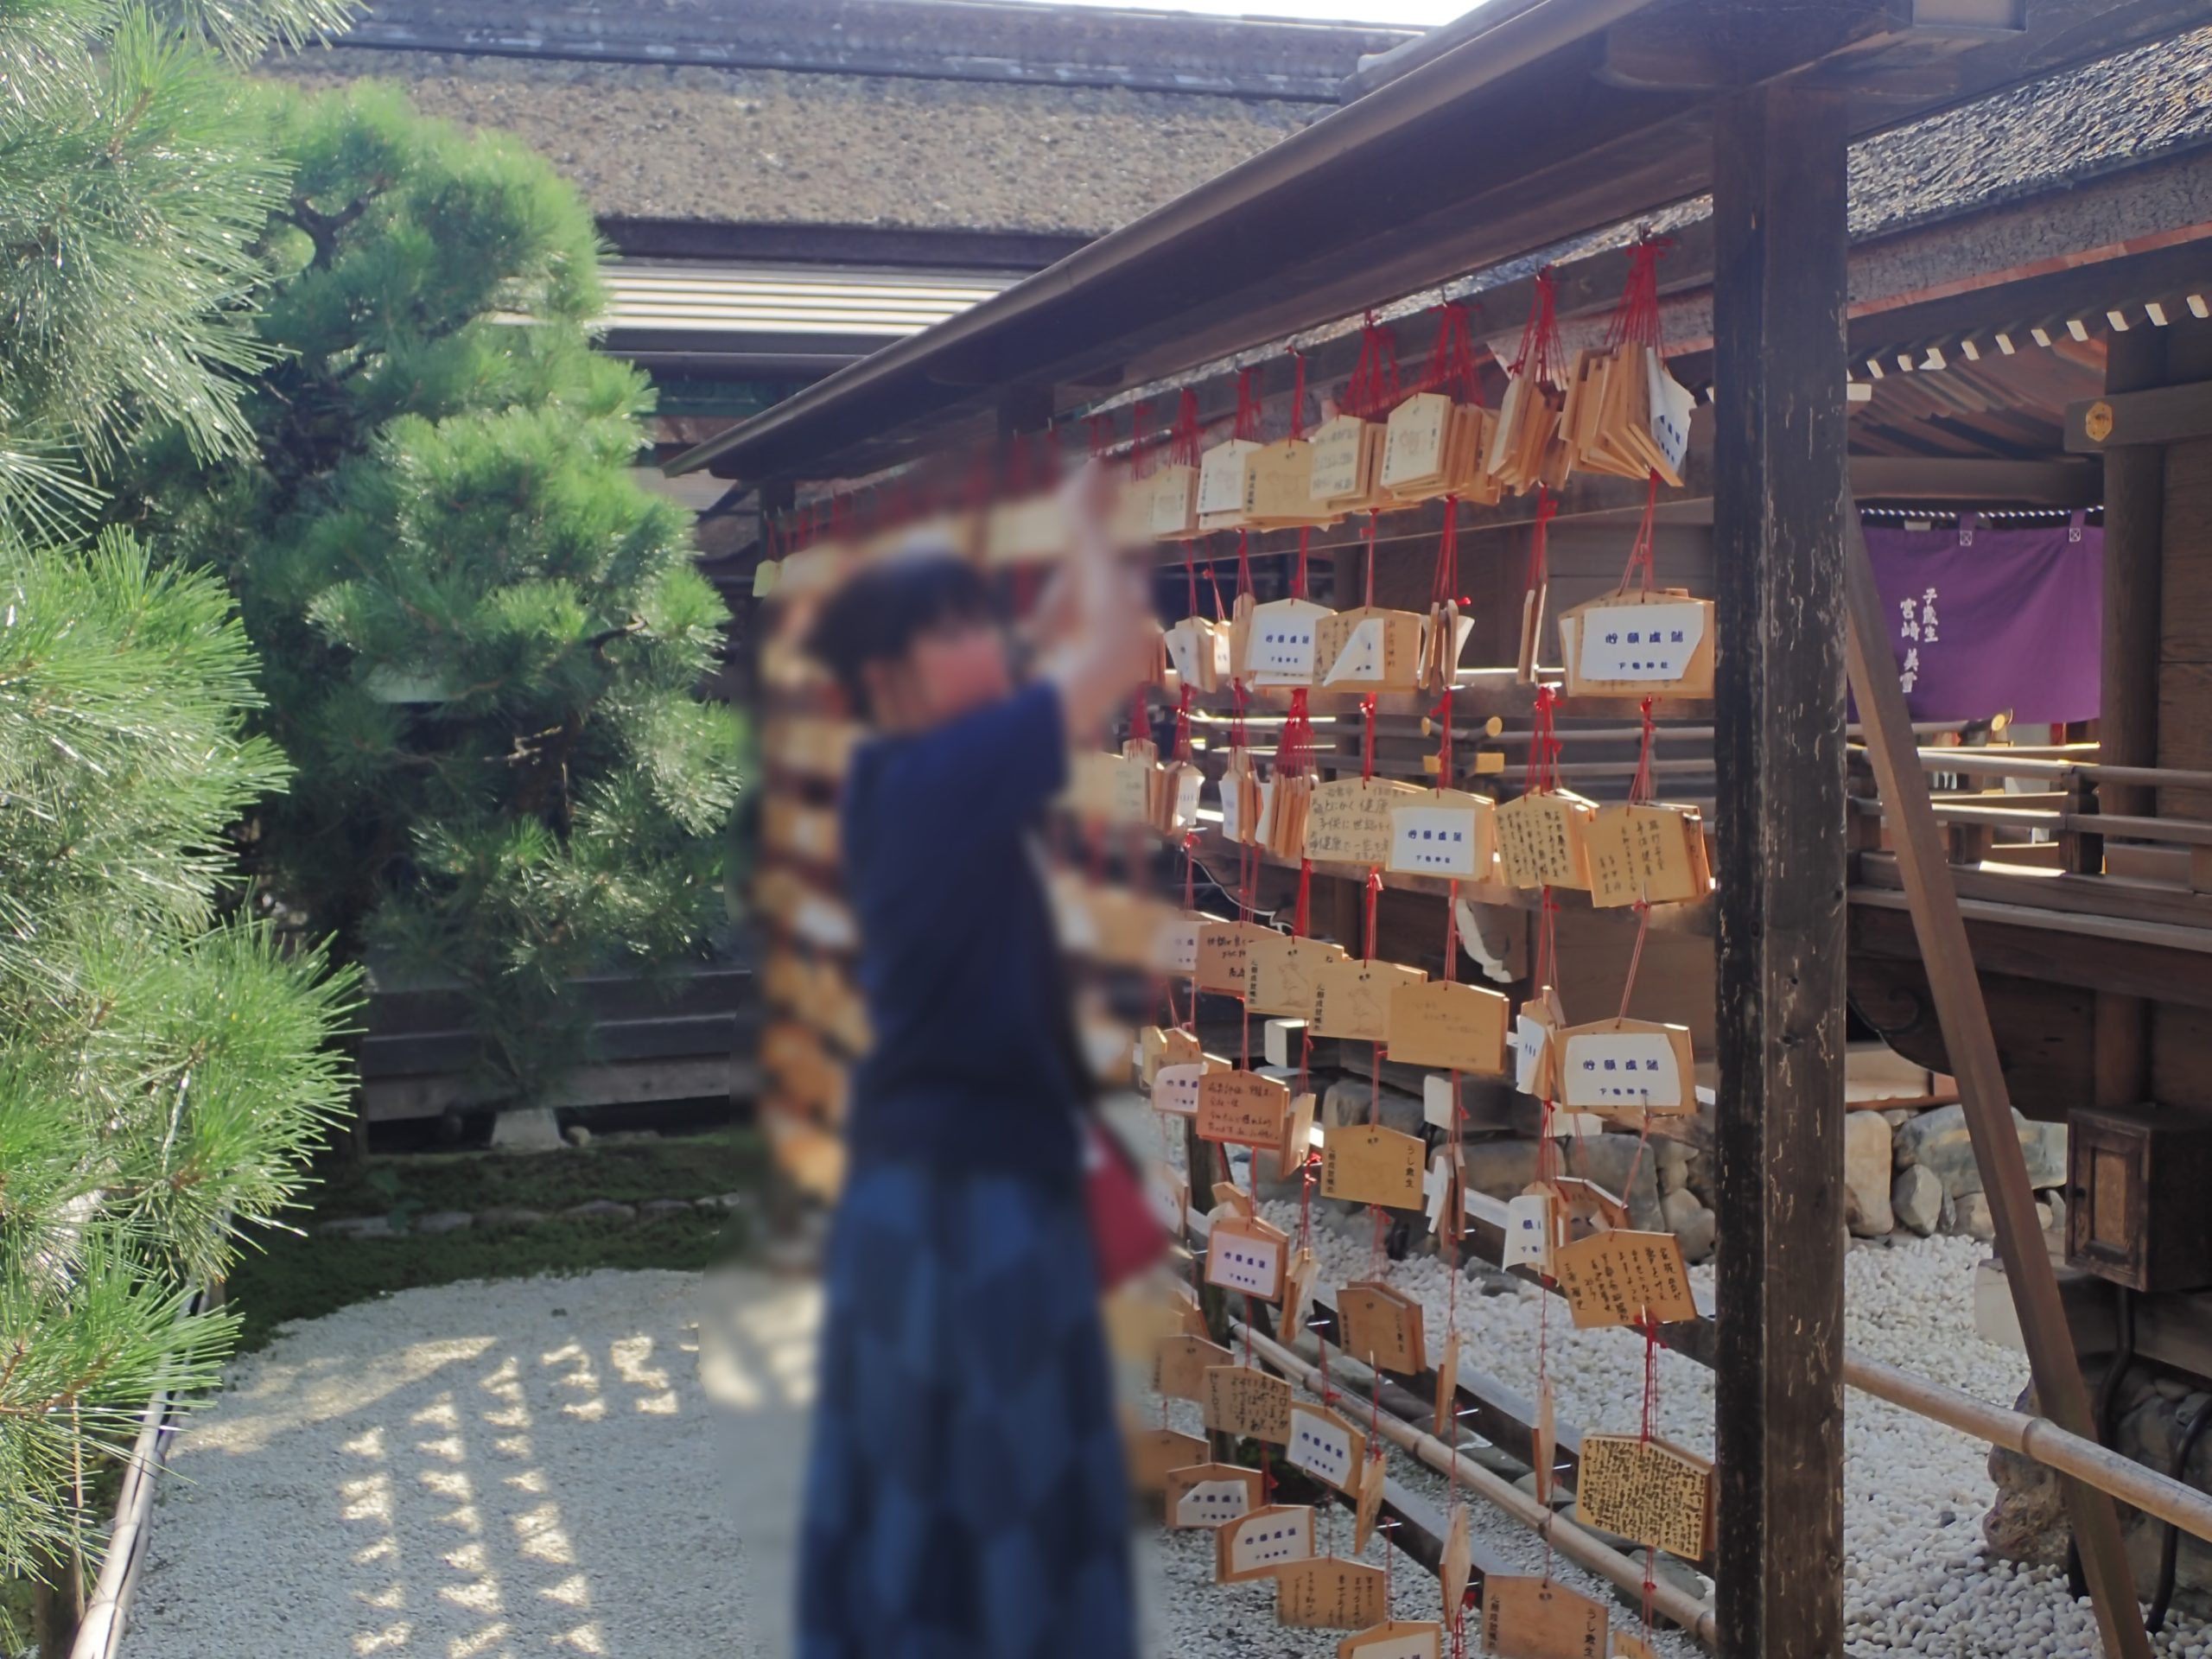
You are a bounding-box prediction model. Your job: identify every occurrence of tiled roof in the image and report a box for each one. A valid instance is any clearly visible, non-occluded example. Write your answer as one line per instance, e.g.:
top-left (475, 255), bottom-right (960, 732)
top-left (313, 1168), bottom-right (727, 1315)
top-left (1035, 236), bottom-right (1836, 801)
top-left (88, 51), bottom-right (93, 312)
top-left (258, 48), bottom-right (1323, 237)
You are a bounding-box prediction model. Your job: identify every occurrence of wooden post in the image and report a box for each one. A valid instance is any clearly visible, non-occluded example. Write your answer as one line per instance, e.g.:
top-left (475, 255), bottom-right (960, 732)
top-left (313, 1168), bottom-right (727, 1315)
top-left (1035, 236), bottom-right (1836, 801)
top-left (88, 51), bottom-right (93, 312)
top-left (1709, 84), bottom-right (1849, 1659)
top-left (1843, 499), bottom-right (2154, 1659)
top-left (2096, 328), bottom-right (2163, 1105)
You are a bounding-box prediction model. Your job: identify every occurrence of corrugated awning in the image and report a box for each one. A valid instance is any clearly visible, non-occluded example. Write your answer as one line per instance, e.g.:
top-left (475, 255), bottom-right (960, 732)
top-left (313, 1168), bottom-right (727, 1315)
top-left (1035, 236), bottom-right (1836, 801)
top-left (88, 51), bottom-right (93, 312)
top-left (600, 262), bottom-right (1017, 341)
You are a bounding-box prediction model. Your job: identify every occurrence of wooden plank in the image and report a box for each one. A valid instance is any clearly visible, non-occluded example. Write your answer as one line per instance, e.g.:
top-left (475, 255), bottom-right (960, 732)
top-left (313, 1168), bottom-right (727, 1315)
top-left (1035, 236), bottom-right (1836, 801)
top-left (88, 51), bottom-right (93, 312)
top-left (1708, 82), bottom-right (1848, 1659)
top-left (1843, 494), bottom-right (2152, 1659)
top-left (2065, 378), bottom-right (2212, 452)
top-left (1853, 852), bottom-right (2212, 933)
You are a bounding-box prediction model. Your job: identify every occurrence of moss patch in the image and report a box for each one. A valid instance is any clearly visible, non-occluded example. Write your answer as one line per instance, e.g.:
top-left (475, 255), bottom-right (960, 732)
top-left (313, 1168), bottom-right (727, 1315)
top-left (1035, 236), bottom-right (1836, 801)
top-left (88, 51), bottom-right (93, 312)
top-left (301, 1127), bottom-right (766, 1221)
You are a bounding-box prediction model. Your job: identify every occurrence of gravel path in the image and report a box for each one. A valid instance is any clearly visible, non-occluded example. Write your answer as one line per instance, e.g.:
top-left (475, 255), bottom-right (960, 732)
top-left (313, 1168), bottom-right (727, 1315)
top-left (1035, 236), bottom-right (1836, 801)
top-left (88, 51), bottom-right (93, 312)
top-left (133, 1268), bottom-right (818, 1659)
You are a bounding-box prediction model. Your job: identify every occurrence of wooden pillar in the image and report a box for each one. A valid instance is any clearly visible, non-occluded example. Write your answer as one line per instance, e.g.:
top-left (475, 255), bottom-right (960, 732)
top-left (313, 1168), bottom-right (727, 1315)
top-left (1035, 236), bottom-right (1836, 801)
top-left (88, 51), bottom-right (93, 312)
top-left (1709, 84), bottom-right (1849, 1659)
top-left (2096, 328), bottom-right (2164, 1105)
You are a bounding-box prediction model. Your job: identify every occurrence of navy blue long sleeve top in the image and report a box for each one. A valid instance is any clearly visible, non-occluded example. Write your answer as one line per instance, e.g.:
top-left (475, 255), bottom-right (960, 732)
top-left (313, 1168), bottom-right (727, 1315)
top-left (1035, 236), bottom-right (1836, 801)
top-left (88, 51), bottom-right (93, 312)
top-left (839, 679), bottom-right (1088, 1189)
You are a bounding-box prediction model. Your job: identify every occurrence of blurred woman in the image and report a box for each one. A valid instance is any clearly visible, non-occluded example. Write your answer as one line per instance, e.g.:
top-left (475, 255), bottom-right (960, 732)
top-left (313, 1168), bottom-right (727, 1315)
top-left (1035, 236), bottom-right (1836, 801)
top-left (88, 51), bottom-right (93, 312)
top-left (795, 462), bottom-right (1155, 1659)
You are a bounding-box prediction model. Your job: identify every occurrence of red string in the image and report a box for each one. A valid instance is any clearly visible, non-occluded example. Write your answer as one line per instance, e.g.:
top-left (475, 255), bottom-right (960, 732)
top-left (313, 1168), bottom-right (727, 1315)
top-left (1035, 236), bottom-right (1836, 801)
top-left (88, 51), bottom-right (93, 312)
top-left (1294, 525), bottom-right (1311, 600)
top-left (1345, 312), bottom-right (1402, 420)
top-left (1524, 484), bottom-right (1558, 601)
top-left (1604, 232), bottom-right (1674, 353)
top-left (1235, 368), bottom-right (1263, 442)
top-left (1294, 858), bottom-right (1313, 939)
top-left (1421, 301), bottom-right (1483, 403)
top-left (1523, 684), bottom-right (1561, 795)
top-left (1619, 469), bottom-right (1662, 593)
top-left (1360, 694), bottom-right (1378, 782)
top-left (1290, 349), bottom-right (1310, 442)
top-left (1509, 267), bottom-right (1566, 390)
top-left (1363, 512), bottom-right (1379, 607)
top-left (1170, 388), bottom-right (1202, 468)
top-left (1236, 530), bottom-right (1253, 604)
top-left (1433, 495), bottom-right (1461, 607)
top-left (1174, 684), bottom-right (1195, 762)
top-left (1629, 696), bottom-right (1657, 804)
top-left (1363, 868), bottom-right (1382, 962)
top-left (1130, 400), bottom-right (1153, 479)
top-left (1182, 540), bottom-right (1199, 619)
top-left (1279, 688), bottom-right (1315, 778)
top-left (1206, 557), bottom-right (1229, 623)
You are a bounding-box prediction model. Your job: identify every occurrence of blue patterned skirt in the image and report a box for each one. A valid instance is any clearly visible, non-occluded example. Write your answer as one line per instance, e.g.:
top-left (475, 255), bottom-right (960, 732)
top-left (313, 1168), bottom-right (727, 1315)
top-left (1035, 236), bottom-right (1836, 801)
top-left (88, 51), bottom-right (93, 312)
top-left (798, 1161), bottom-right (1136, 1659)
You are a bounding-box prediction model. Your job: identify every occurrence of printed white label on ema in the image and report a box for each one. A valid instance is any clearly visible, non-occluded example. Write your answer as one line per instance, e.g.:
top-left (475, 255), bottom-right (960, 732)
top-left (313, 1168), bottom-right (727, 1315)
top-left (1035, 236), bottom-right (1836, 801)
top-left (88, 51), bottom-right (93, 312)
top-left (1390, 806), bottom-right (1482, 878)
top-left (1503, 1191), bottom-right (1552, 1271)
top-left (1575, 600), bottom-right (1706, 683)
top-left (1154, 1063), bottom-right (1205, 1117)
top-left (1253, 615), bottom-right (1319, 680)
top-left (1513, 1013), bottom-right (1550, 1096)
top-left (1287, 1407), bottom-right (1357, 1489)
top-left (1152, 915), bottom-right (1201, 976)
top-left (1224, 1510), bottom-right (1313, 1576)
top-left (1207, 1230), bottom-right (1283, 1298)
top-left (1560, 1030), bottom-right (1683, 1109)
top-left (1173, 1478), bottom-right (1255, 1529)
top-left (1647, 352), bottom-right (1696, 476)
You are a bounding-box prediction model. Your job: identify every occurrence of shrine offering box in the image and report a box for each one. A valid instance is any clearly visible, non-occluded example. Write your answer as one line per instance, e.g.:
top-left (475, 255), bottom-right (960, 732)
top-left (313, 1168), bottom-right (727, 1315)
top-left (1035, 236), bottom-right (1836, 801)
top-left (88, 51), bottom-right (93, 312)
top-left (2067, 1104), bottom-right (2212, 1293)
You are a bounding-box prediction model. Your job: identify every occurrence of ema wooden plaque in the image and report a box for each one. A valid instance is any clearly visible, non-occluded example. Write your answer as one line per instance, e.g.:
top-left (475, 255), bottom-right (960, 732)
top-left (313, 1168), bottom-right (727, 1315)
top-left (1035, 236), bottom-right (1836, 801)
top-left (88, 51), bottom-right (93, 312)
top-left (1431, 1331), bottom-right (1462, 1440)
top-left (1440, 1504), bottom-right (1473, 1625)
top-left (1312, 957), bottom-right (1427, 1044)
top-left (1355, 1450), bottom-right (1388, 1553)
top-left (1203, 1363), bottom-right (1294, 1445)
top-left (1573, 1433), bottom-right (1716, 1561)
top-left (1481, 1574), bottom-right (1610, 1659)
top-left (1279, 1557), bottom-right (1389, 1630)
top-left (1307, 776), bottom-right (1423, 868)
top-left (1195, 919), bottom-right (1267, 996)
top-left (1247, 935), bottom-right (1348, 1019)
top-left (1152, 1334), bottom-right (1231, 1402)
top-left (1551, 1229), bottom-right (1698, 1329)
top-left (1164, 1461), bottom-right (1263, 1530)
top-left (1281, 1247), bottom-right (1319, 1340)
top-left (1217, 1504), bottom-right (1316, 1583)
top-left (1387, 790), bottom-right (1496, 880)
top-left (1140, 1022), bottom-right (1202, 1085)
top-left (1585, 803), bottom-right (1708, 908)
top-left (1286, 1402), bottom-right (1367, 1494)
top-left (1198, 1069), bottom-right (1293, 1147)
top-left (1495, 791), bottom-right (1596, 890)
top-left (1320, 1122), bottom-right (1427, 1211)
top-left (1338, 1622), bottom-right (1444, 1659)
top-left (1127, 1427), bottom-right (1209, 1492)
top-left (1337, 1281), bottom-right (1427, 1376)
top-left (1556, 1019), bottom-right (1695, 1116)
top-left (1533, 1376), bottom-right (1558, 1507)
top-left (1206, 1213), bottom-right (1290, 1301)
top-left (1388, 978), bottom-right (1510, 1075)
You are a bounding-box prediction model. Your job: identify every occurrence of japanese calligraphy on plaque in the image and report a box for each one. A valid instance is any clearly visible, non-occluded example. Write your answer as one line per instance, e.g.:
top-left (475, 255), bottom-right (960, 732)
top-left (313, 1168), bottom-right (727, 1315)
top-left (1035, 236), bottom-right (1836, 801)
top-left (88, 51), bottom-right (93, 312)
top-left (1203, 1363), bottom-right (1294, 1445)
top-left (1279, 1558), bottom-right (1388, 1630)
top-left (1311, 957), bottom-right (1427, 1044)
top-left (1217, 1505), bottom-right (1316, 1583)
top-left (1584, 803), bottom-right (1709, 908)
top-left (1388, 979), bottom-right (1510, 1075)
top-left (1387, 790), bottom-right (1497, 880)
top-left (1338, 1622), bottom-right (1444, 1659)
top-left (1205, 1213), bottom-right (1289, 1300)
top-left (1246, 935), bottom-right (1347, 1019)
top-left (1319, 607), bottom-right (1426, 691)
top-left (1551, 1229), bottom-right (1698, 1328)
top-left (1152, 1333), bottom-right (1231, 1401)
top-left (1163, 1462), bottom-right (1262, 1530)
top-left (1495, 791), bottom-right (1597, 890)
top-left (1556, 1020), bottom-right (1694, 1116)
top-left (1198, 1069), bottom-right (1292, 1147)
top-left (1306, 777), bottom-right (1423, 868)
top-left (1287, 1403), bottom-right (1367, 1493)
top-left (1337, 1281), bottom-right (1427, 1375)
top-left (1573, 1433), bottom-right (1716, 1560)
top-left (1195, 919), bottom-right (1266, 996)
top-left (1558, 592), bottom-right (1715, 699)
top-left (1481, 1574), bottom-right (1611, 1659)
top-left (1320, 1122), bottom-right (1427, 1210)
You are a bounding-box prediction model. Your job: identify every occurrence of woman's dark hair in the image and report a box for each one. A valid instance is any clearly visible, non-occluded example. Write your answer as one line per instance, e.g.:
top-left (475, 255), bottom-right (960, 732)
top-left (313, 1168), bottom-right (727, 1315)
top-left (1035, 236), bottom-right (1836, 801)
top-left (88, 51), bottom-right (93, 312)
top-left (801, 551), bottom-right (997, 715)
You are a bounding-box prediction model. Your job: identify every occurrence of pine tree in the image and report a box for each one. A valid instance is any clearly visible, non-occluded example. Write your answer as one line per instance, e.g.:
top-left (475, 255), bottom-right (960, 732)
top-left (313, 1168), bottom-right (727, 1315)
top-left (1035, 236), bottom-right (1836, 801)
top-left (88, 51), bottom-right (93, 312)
top-left (127, 83), bottom-right (748, 1105)
top-left (1, 0), bottom-right (361, 1627)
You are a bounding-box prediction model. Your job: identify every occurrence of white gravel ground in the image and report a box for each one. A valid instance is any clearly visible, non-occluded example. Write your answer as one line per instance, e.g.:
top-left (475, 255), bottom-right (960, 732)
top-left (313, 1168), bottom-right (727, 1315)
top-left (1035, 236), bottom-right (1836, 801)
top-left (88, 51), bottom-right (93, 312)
top-left (132, 1268), bottom-right (818, 1659)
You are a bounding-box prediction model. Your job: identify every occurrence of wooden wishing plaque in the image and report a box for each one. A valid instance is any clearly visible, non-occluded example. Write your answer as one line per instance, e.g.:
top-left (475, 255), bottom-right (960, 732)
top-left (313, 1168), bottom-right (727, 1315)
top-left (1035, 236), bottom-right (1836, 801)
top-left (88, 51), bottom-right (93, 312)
top-left (1311, 957), bottom-right (1427, 1045)
top-left (1482, 1574), bottom-right (1611, 1659)
top-left (1387, 790), bottom-right (1496, 880)
top-left (1551, 1229), bottom-right (1698, 1329)
top-left (1611, 1631), bottom-right (1660, 1659)
top-left (1205, 1213), bottom-right (1290, 1301)
top-left (1153, 1333), bottom-right (1232, 1402)
top-left (1338, 1622), bottom-right (1445, 1659)
top-left (1264, 1091), bottom-right (1318, 1185)
top-left (1152, 1056), bottom-right (1224, 1118)
top-left (1203, 1363), bottom-right (1294, 1445)
top-left (1198, 1069), bottom-right (1293, 1148)
top-left (1210, 1180), bottom-right (1255, 1220)
top-left (1306, 777), bottom-right (1423, 869)
top-left (1151, 910), bottom-right (1204, 976)
top-left (1127, 1427), bottom-right (1209, 1492)
top-left (1585, 803), bottom-right (1709, 908)
top-left (1431, 1332), bottom-right (1462, 1440)
top-left (1337, 1281), bottom-right (1427, 1376)
top-left (1164, 1461), bottom-right (1263, 1530)
top-left (1556, 1020), bottom-right (1695, 1116)
top-left (1281, 1247), bottom-right (1320, 1341)
top-left (1279, 1557), bottom-right (1388, 1630)
top-left (1286, 1402), bottom-right (1367, 1493)
top-left (1246, 935), bottom-right (1348, 1019)
top-left (1356, 1449), bottom-right (1388, 1552)
top-left (1558, 591), bottom-right (1715, 700)
top-left (1533, 1376), bottom-right (1558, 1507)
top-left (1388, 979), bottom-right (1511, 1075)
top-left (1321, 1122), bottom-right (1428, 1211)
top-left (1217, 1504), bottom-right (1317, 1583)
top-left (1495, 791), bottom-right (1597, 890)
top-left (1248, 596), bottom-right (1335, 684)
top-left (1503, 1185), bottom-right (1566, 1273)
top-left (1141, 1024), bottom-right (1203, 1086)
top-left (1574, 1433), bottom-right (1716, 1560)
top-left (1195, 919), bottom-right (1268, 997)
top-left (1552, 1175), bottom-right (1630, 1233)
top-left (1515, 1002), bottom-right (1560, 1101)
top-left (1440, 1505), bottom-right (1472, 1624)
top-left (1319, 607), bottom-right (1425, 691)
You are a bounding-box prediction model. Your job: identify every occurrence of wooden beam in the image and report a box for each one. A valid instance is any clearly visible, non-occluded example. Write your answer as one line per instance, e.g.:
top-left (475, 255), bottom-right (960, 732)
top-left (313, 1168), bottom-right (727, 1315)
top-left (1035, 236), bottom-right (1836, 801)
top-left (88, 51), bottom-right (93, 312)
top-left (1842, 496), bottom-right (2153, 1659)
top-left (1709, 81), bottom-right (1849, 1659)
top-left (2068, 378), bottom-right (2212, 451)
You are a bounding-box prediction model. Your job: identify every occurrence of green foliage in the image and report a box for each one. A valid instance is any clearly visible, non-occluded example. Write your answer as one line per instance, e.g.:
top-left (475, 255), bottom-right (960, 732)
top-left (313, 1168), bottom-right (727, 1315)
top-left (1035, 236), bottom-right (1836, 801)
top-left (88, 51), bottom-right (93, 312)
top-left (0, 535), bottom-right (359, 1581)
top-left (127, 81), bottom-right (747, 1104)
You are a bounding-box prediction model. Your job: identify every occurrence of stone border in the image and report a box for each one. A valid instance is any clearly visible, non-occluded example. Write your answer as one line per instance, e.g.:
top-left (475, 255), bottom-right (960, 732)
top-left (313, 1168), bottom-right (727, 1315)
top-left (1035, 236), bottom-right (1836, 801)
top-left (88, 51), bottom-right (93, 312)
top-left (314, 1192), bottom-right (752, 1238)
